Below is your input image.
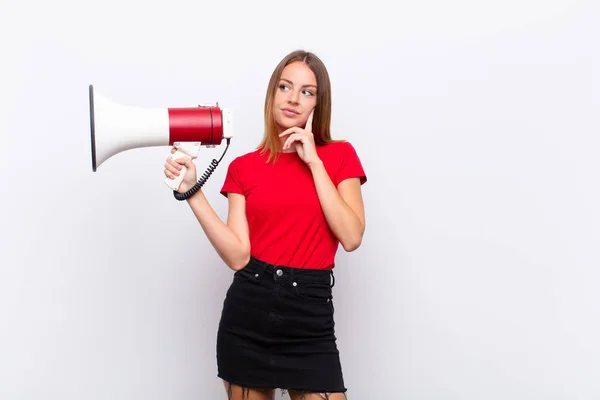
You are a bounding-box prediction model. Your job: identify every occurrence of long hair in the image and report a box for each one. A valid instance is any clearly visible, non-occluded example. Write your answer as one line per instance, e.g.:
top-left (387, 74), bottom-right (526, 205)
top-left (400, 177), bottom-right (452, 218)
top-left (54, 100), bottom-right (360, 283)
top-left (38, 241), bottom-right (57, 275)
top-left (258, 50), bottom-right (338, 162)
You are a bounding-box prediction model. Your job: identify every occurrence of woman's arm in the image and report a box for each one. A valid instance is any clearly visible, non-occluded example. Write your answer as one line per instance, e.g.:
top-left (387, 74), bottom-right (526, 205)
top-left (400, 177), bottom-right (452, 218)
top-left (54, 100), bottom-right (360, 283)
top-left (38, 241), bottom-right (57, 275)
top-left (185, 192), bottom-right (251, 270)
top-left (165, 152), bottom-right (250, 271)
top-left (309, 161), bottom-right (365, 252)
top-left (278, 112), bottom-right (366, 252)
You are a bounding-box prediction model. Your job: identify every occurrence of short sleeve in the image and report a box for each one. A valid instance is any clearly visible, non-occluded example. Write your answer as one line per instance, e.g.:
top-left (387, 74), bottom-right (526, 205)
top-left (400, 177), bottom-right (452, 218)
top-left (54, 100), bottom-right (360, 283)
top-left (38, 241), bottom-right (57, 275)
top-left (335, 142), bottom-right (367, 187)
top-left (220, 158), bottom-right (244, 197)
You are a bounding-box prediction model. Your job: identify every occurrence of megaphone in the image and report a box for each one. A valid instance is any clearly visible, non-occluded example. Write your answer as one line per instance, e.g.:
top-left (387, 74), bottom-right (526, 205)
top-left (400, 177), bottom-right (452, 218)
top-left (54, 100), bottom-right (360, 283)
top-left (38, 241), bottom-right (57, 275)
top-left (88, 85), bottom-right (233, 196)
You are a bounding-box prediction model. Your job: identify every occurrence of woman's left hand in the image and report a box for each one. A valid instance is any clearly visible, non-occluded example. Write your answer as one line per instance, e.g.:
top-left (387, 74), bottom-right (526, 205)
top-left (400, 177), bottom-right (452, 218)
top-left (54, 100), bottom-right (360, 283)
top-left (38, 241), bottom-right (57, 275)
top-left (279, 110), bottom-right (321, 166)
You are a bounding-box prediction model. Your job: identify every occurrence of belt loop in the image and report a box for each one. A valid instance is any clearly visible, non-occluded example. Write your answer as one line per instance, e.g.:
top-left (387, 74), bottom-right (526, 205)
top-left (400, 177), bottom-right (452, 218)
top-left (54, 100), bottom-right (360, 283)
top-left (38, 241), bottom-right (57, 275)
top-left (259, 262), bottom-right (267, 282)
top-left (330, 270), bottom-right (335, 288)
top-left (261, 260), bottom-right (268, 275)
top-left (266, 261), bottom-right (277, 281)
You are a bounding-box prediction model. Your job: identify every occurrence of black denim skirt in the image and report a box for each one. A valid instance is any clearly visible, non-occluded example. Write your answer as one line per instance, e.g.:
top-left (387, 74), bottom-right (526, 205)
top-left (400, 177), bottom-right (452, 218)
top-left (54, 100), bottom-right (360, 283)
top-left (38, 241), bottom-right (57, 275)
top-left (216, 257), bottom-right (346, 394)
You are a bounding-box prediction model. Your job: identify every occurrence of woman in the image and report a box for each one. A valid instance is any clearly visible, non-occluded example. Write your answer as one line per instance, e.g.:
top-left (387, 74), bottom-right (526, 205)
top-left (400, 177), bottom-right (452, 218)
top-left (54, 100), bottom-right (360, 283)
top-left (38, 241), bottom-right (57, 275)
top-left (164, 50), bottom-right (367, 400)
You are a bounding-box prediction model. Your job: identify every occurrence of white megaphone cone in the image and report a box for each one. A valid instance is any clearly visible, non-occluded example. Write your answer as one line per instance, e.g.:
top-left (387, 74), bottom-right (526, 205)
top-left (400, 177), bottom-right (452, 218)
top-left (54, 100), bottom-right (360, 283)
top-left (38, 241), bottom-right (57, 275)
top-left (88, 85), bottom-right (233, 193)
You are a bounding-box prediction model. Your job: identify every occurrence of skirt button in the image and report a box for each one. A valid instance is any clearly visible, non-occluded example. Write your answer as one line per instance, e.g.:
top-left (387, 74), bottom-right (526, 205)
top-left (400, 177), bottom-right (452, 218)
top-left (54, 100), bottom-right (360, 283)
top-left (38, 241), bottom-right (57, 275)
top-left (276, 269), bottom-right (283, 276)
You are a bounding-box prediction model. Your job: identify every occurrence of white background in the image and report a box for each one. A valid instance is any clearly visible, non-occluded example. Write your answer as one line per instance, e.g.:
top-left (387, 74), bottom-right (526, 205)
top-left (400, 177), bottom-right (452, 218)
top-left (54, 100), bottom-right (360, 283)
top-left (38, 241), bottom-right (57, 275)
top-left (1, 0), bottom-right (599, 398)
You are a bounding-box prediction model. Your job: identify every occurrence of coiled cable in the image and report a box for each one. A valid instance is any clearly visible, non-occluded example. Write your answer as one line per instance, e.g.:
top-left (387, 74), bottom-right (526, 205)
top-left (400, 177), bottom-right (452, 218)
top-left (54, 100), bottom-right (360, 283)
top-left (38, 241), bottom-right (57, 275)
top-left (173, 137), bottom-right (231, 201)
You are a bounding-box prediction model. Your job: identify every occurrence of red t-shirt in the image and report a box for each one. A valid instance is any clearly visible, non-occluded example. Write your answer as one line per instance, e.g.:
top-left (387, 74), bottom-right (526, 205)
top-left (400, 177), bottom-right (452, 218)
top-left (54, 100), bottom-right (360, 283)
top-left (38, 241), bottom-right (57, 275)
top-left (220, 141), bottom-right (367, 270)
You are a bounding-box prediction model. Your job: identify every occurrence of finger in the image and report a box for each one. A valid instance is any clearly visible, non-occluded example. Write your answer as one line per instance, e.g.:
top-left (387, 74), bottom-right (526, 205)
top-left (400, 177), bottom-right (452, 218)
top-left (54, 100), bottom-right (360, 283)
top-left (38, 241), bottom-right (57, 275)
top-left (305, 109), bottom-right (315, 132)
top-left (175, 157), bottom-right (194, 168)
top-left (170, 147), bottom-right (177, 154)
top-left (173, 156), bottom-right (187, 164)
top-left (166, 159), bottom-right (182, 169)
top-left (283, 133), bottom-right (302, 150)
top-left (279, 128), bottom-right (293, 137)
top-left (279, 127), bottom-right (300, 137)
top-left (283, 135), bottom-right (294, 150)
top-left (164, 163), bottom-right (180, 175)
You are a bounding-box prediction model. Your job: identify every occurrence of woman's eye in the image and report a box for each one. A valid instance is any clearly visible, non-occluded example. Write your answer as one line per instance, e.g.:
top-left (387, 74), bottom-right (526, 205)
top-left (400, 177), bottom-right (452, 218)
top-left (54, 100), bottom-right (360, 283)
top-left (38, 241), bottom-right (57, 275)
top-left (279, 84), bottom-right (289, 91)
top-left (303, 90), bottom-right (314, 96)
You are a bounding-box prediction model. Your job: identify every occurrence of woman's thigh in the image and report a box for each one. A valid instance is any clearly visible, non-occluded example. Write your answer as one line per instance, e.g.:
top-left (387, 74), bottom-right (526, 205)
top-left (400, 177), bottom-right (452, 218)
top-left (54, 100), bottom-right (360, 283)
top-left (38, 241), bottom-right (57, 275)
top-left (223, 380), bottom-right (275, 400)
top-left (287, 390), bottom-right (347, 400)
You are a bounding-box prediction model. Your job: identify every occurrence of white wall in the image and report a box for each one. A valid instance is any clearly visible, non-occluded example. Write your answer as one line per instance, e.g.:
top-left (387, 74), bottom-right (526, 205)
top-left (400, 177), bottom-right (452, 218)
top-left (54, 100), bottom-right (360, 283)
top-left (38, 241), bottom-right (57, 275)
top-left (1, 0), bottom-right (599, 398)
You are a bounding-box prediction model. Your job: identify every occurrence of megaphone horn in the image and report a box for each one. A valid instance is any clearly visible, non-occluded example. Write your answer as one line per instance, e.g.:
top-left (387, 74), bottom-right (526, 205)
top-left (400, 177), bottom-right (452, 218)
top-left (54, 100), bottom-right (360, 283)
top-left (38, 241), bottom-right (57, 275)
top-left (88, 85), bottom-right (233, 194)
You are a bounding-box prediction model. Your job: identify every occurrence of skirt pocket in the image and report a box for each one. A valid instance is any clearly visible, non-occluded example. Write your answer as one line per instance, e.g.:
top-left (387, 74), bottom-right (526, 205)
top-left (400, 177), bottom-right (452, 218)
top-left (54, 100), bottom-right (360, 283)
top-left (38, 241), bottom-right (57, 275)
top-left (291, 281), bottom-right (333, 304)
top-left (233, 265), bottom-right (263, 285)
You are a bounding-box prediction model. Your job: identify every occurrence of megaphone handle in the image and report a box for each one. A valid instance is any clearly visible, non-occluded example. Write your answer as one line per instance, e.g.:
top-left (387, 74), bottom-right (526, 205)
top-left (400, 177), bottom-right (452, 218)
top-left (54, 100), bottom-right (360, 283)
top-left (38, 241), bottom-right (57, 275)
top-left (172, 137), bottom-right (232, 201)
top-left (165, 148), bottom-right (197, 191)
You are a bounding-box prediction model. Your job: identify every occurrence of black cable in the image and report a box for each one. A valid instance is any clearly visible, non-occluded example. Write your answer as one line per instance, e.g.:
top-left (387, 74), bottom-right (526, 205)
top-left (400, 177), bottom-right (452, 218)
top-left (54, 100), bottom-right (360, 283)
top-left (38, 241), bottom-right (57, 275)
top-left (173, 138), bottom-right (232, 201)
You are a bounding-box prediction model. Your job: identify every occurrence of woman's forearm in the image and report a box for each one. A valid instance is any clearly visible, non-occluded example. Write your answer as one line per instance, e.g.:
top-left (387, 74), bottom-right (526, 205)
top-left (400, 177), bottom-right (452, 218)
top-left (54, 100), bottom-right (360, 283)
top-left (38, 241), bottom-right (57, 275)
top-left (309, 160), bottom-right (365, 251)
top-left (185, 191), bottom-right (250, 270)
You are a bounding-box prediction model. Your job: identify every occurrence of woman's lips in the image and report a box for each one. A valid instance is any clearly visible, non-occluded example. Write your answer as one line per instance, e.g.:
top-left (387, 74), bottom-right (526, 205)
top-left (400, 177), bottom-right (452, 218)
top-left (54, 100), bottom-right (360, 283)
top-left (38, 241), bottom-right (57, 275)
top-left (282, 108), bottom-right (300, 117)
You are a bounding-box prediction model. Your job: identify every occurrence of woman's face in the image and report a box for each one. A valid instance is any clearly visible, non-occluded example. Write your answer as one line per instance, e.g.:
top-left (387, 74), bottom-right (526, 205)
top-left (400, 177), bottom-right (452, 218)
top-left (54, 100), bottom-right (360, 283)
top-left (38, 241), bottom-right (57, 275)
top-left (273, 61), bottom-right (317, 132)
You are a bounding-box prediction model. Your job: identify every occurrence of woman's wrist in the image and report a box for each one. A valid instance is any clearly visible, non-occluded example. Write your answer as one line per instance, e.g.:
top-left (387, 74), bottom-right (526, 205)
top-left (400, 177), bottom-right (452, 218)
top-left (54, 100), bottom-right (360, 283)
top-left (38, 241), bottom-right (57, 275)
top-left (308, 158), bottom-right (324, 172)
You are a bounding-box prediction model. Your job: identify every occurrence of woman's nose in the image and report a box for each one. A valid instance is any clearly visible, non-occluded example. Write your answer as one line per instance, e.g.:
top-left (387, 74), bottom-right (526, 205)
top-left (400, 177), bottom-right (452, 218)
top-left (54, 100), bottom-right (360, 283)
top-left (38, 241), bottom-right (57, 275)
top-left (288, 90), bottom-right (300, 104)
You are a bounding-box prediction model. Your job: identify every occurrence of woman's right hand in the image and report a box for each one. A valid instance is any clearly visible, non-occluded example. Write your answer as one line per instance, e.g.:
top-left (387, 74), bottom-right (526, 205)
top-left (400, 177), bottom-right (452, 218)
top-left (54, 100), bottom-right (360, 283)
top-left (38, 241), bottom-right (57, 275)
top-left (164, 147), bottom-right (197, 193)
